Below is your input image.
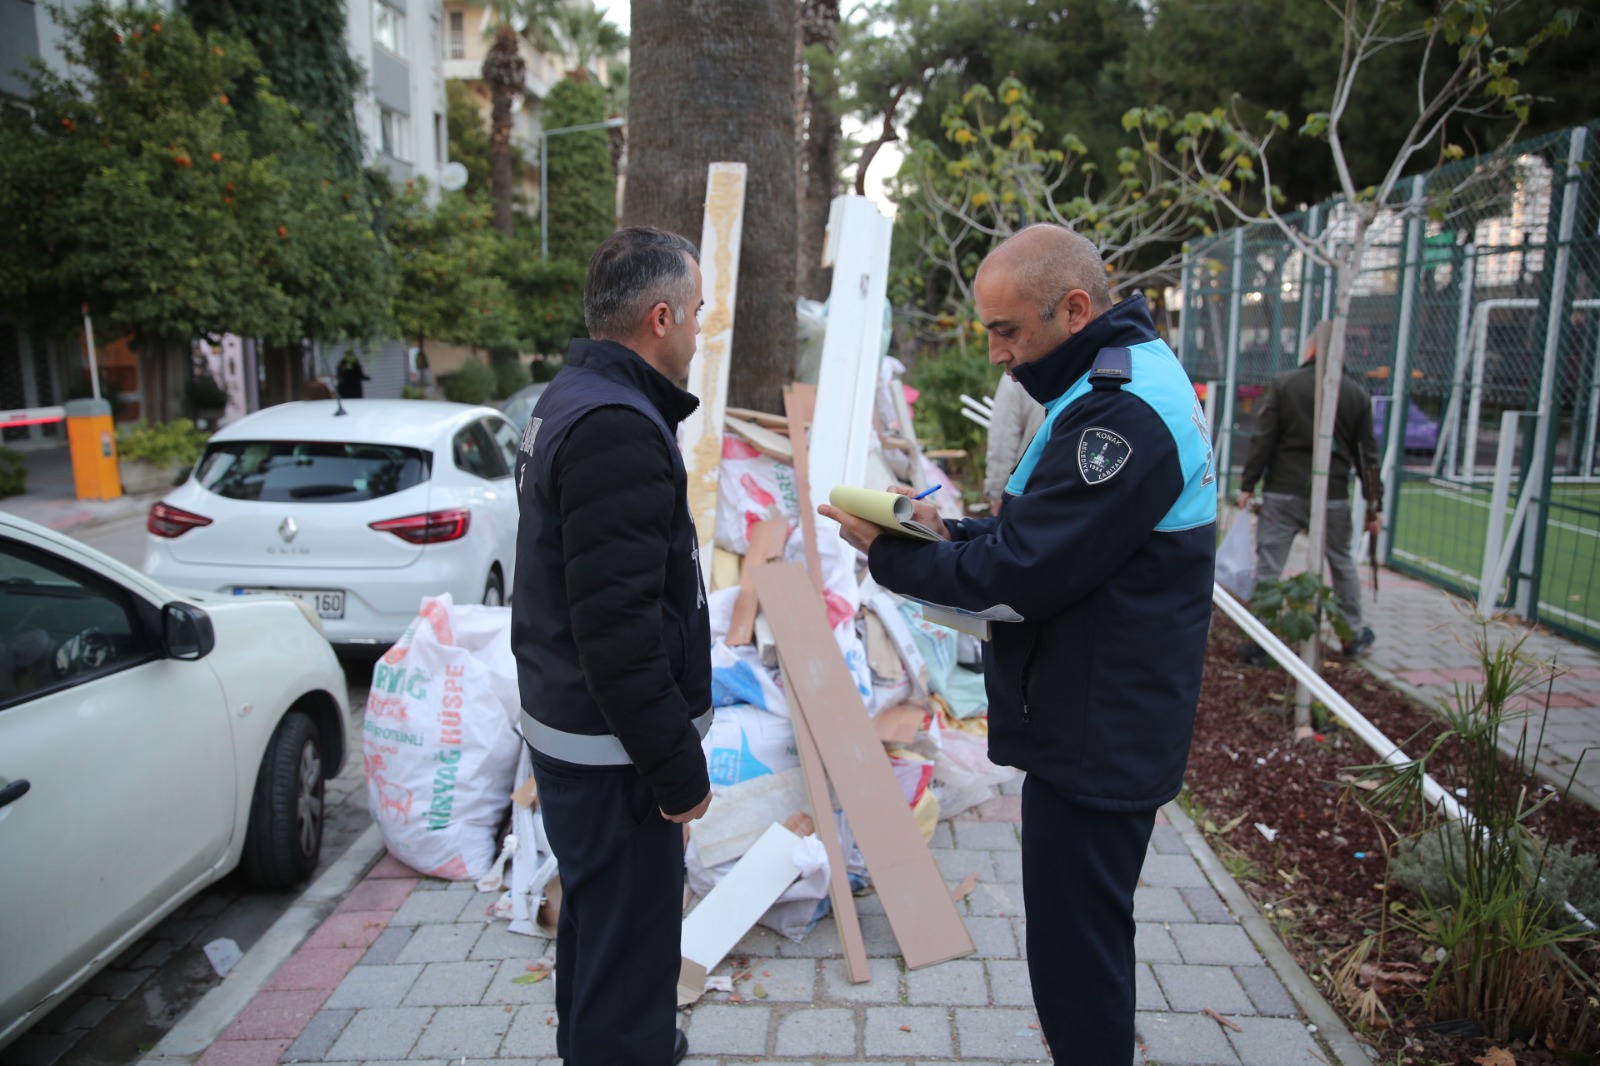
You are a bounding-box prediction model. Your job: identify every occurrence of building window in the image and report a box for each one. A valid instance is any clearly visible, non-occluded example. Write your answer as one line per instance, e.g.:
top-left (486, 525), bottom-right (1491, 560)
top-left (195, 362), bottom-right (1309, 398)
top-left (447, 9), bottom-right (465, 59)
top-left (374, 1), bottom-right (407, 55)
top-left (380, 107), bottom-right (411, 162)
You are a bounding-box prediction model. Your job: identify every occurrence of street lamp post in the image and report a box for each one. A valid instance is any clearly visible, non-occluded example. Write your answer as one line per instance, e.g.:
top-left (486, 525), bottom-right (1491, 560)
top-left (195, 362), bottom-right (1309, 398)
top-left (539, 116), bottom-right (625, 260)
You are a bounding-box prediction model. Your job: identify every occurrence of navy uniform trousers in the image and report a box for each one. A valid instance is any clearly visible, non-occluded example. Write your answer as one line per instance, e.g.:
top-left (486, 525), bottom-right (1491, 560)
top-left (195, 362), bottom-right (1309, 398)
top-left (1021, 774), bottom-right (1158, 1064)
top-left (530, 751), bottom-right (683, 1065)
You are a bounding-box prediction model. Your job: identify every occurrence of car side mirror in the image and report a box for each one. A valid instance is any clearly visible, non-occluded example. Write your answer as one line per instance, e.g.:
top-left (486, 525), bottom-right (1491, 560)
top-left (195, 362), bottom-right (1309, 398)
top-left (162, 601), bottom-right (216, 660)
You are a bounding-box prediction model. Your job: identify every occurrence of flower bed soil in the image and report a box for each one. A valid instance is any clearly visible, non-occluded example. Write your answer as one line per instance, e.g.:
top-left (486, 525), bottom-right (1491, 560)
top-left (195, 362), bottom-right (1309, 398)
top-left (1188, 610), bottom-right (1600, 1064)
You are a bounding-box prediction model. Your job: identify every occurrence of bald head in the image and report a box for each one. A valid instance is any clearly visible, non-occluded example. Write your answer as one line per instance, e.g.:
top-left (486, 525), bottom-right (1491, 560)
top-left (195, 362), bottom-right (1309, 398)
top-left (978, 224), bottom-right (1112, 322)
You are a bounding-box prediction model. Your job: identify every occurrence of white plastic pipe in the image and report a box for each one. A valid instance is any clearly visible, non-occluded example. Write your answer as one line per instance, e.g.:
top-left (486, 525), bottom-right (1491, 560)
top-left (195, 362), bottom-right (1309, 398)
top-left (1217, 582), bottom-right (1594, 929)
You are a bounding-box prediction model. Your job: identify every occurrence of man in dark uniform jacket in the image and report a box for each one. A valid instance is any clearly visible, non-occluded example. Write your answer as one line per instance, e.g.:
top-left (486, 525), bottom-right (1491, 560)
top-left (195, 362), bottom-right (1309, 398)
top-left (1237, 321), bottom-right (1383, 655)
top-left (511, 226), bottom-right (711, 1066)
top-left (822, 224), bottom-right (1216, 1064)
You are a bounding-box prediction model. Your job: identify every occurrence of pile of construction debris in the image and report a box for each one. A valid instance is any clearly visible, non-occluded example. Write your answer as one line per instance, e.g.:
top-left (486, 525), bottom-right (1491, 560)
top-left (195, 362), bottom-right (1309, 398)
top-left (367, 178), bottom-right (1015, 993)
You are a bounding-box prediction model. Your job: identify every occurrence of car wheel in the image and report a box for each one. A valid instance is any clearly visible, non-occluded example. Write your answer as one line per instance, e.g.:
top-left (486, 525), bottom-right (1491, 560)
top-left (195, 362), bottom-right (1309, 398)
top-left (483, 568), bottom-right (505, 607)
top-left (242, 710), bottom-right (324, 889)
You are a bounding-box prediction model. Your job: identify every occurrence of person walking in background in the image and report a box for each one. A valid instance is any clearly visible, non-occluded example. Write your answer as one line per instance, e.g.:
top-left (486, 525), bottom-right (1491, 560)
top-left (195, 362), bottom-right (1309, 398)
top-left (983, 370), bottom-right (1046, 514)
top-left (510, 226), bottom-right (710, 1066)
top-left (822, 223), bottom-right (1216, 1064)
top-left (336, 351), bottom-right (369, 399)
top-left (1237, 320), bottom-right (1382, 656)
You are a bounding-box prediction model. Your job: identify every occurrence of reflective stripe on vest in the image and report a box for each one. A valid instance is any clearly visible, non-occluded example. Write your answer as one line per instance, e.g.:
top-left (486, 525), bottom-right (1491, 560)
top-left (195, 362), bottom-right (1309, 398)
top-left (520, 708), bottom-right (714, 767)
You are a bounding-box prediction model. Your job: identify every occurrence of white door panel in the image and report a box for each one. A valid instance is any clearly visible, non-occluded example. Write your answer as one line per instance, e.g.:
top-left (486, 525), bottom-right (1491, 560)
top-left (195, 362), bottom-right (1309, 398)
top-left (0, 647), bottom-right (232, 1026)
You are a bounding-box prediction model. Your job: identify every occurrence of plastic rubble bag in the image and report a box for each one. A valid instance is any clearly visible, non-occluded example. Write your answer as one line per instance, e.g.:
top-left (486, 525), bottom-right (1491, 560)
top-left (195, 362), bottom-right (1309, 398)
top-left (790, 523), bottom-right (875, 705)
top-left (508, 745), bottom-right (559, 937)
top-left (928, 716), bottom-right (1016, 819)
top-left (897, 601), bottom-right (988, 718)
top-left (1215, 510), bottom-right (1255, 600)
top-left (714, 435), bottom-right (800, 555)
top-left (364, 595), bottom-right (522, 880)
top-left (710, 640), bottom-right (788, 716)
top-left (702, 704), bottom-right (799, 787)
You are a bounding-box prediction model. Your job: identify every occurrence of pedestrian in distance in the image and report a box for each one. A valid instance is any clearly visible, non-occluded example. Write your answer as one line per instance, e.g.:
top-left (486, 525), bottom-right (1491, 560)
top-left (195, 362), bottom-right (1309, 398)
top-left (510, 226), bottom-right (711, 1066)
top-left (820, 223), bottom-right (1217, 1064)
top-left (983, 370), bottom-right (1047, 515)
top-left (336, 351), bottom-right (369, 399)
top-left (1237, 319), bottom-right (1382, 656)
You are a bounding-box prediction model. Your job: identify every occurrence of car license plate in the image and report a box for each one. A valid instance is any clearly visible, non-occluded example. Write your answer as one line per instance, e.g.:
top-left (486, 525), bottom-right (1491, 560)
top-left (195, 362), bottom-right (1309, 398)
top-left (234, 587), bottom-right (346, 620)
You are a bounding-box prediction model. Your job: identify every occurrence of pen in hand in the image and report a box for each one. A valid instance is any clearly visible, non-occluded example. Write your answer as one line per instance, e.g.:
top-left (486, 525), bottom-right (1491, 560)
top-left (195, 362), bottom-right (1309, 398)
top-left (912, 484), bottom-right (942, 500)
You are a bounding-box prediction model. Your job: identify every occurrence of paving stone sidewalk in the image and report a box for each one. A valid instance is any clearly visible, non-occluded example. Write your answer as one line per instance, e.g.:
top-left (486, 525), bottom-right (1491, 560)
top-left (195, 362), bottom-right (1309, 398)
top-left (189, 776), bottom-right (1361, 1066)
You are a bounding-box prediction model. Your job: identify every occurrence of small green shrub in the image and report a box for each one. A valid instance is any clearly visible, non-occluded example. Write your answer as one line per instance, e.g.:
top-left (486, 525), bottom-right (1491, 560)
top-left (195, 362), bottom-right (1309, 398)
top-left (400, 385), bottom-right (427, 400)
top-left (494, 358), bottom-right (530, 400)
top-left (442, 360), bottom-right (498, 405)
top-left (117, 419), bottom-right (209, 469)
top-left (0, 446), bottom-right (25, 498)
top-left (1249, 571), bottom-right (1353, 645)
top-left (908, 334), bottom-right (997, 496)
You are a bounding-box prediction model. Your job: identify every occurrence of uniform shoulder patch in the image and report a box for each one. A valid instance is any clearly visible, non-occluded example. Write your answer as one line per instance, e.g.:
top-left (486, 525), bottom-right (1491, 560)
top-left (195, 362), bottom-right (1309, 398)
top-left (1077, 427), bottom-right (1132, 484)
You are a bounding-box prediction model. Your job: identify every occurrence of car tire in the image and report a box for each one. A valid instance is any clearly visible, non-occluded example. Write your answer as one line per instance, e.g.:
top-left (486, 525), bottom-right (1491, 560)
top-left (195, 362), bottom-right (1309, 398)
top-left (241, 710), bottom-right (324, 889)
top-left (483, 568), bottom-right (505, 607)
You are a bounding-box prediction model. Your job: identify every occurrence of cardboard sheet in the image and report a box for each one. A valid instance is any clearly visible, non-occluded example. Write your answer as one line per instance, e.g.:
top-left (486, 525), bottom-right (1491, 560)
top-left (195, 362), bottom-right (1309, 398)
top-left (790, 695), bottom-right (870, 983)
top-left (755, 562), bottom-right (975, 970)
top-left (725, 415), bottom-right (793, 462)
top-left (873, 702), bottom-right (927, 746)
top-left (782, 384), bottom-right (824, 597)
top-left (688, 767), bottom-right (811, 868)
top-left (728, 515), bottom-right (787, 645)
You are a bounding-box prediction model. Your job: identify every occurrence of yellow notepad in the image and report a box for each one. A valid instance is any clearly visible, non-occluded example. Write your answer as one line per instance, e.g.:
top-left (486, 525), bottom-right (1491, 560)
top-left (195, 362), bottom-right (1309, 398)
top-left (827, 486), bottom-right (945, 543)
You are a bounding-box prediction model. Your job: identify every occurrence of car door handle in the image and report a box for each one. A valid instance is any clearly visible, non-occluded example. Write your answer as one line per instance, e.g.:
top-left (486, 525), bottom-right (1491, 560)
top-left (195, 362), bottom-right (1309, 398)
top-left (0, 779), bottom-right (31, 809)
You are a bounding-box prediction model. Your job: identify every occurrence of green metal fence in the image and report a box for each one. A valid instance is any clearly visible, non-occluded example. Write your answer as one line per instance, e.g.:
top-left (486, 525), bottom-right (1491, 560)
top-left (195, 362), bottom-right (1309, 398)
top-left (1179, 122), bottom-right (1600, 646)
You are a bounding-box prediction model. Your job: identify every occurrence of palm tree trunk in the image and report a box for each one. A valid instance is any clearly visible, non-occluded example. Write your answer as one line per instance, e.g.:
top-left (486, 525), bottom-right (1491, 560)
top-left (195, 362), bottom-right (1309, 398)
top-left (796, 0), bottom-right (840, 302)
top-left (626, 0), bottom-right (797, 412)
top-left (483, 24), bottom-right (525, 237)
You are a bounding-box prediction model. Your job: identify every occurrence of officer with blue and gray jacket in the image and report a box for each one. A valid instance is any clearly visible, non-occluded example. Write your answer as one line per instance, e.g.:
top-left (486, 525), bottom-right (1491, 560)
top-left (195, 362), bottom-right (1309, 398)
top-left (823, 224), bottom-right (1216, 1064)
top-left (512, 226), bottom-right (710, 1066)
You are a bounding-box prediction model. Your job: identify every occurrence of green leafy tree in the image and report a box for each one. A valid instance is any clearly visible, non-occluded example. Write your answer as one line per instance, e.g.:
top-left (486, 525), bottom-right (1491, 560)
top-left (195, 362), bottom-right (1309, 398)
top-left (385, 184), bottom-right (520, 354)
top-left (890, 77), bottom-right (1225, 324)
top-left (0, 3), bottom-right (386, 419)
top-left (447, 80), bottom-right (495, 201)
top-left (498, 252), bottom-right (586, 356)
top-left (180, 0), bottom-right (365, 179)
top-left (543, 76), bottom-right (614, 263)
top-left (1129, 0), bottom-right (1576, 711)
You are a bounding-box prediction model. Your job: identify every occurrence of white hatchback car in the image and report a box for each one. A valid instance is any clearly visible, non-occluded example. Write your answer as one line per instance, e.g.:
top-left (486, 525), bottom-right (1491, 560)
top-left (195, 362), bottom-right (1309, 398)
top-left (143, 400), bottom-right (522, 649)
top-left (0, 511), bottom-right (349, 1051)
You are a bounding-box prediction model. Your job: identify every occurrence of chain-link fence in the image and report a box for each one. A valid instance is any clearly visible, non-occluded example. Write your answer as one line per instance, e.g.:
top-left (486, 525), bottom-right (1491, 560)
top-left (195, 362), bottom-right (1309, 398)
top-left (1179, 122), bottom-right (1600, 647)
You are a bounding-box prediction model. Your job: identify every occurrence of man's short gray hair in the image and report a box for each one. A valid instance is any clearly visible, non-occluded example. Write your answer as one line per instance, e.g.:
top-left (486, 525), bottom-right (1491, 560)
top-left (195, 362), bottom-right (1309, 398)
top-left (584, 226), bottom-right (701, 339)
top-left (983, 223), bottom-right (1113, 321)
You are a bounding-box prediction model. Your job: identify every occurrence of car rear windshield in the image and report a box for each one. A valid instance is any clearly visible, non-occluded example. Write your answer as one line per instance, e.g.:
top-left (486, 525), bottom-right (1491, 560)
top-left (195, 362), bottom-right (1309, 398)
top-left (196, 441), bottom-right (430, 502)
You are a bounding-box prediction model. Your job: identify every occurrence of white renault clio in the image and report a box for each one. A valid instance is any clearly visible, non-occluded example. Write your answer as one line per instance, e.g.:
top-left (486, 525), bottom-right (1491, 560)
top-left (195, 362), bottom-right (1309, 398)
top-left (144, 400), bottom-right (522, 649)
top-left (0, 511), bottom-right (348, 1050)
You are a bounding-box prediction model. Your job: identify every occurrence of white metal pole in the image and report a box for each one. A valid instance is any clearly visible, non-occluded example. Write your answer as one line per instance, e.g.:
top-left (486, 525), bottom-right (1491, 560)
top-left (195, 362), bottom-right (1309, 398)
top-left (1378, 177), bottom-right (1426, 558)
top-left (1216, 229), bottom-right (1246, 500)
top-left (1437, 243), bottom-right (1477, 478)
top-left (80, 303), bottom-right (102, 402)
top-left (1516, 127), bottom-right (1585, 615)
top-left (1479, 410), bottom-right (1525, 612)
top-left (1296, 206), bottom-right (1320, 361)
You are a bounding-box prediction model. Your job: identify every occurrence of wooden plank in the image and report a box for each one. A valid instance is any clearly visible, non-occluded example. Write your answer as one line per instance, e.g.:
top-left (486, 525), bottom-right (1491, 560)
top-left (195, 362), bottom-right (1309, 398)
top-left (725, 407), bottom-right (790, 432)
top-left (727, 515), bottom-right (787, 646)
top-left (680, 162), bottom-right (749, 590)
top-left (782, 384), bottom-right (824, 598)
top-left (725, 415), bottom-right (793, 462)
top-left (810, 196), bottom-right (895, 514)
top-left (873, 702), bottom-right (927, 746)
top-left (790, 690), bottom-right (871, 983)
top-left (755, 563), bottom-right (975, 971)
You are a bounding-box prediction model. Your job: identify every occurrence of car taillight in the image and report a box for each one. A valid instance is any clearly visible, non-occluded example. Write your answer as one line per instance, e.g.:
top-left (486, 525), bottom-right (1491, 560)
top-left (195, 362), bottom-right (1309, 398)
top-left (369, 508), bottom-right (471, 545)
top-left (148, 502), bottom-right (214, 538)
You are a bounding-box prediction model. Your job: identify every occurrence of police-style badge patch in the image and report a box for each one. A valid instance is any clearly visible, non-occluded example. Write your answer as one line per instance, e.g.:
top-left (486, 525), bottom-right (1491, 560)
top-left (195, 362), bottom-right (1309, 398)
top-left (1077, 427), bottom-right (1132, 484)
